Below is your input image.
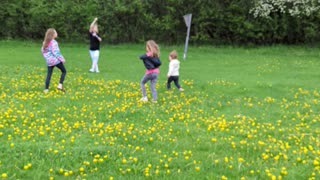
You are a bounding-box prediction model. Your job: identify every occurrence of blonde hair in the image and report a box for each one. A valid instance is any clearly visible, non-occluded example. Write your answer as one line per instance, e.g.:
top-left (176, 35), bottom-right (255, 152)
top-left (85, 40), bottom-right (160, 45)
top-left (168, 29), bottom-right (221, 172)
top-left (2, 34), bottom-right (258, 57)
top-left (169, 50), bottom-right (177, 59)
top-left (43, 28), bottom-right (56, 49)
top-left (90, 23), bottom-right (98, 33)
top-left (146, 40), bottom-right (160, 58)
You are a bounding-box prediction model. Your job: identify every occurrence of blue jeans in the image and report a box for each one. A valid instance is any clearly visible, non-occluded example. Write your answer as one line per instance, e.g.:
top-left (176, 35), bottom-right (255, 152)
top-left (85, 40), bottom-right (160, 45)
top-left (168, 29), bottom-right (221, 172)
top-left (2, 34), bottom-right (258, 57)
top-left (141, 73), bottom-right (158, 101)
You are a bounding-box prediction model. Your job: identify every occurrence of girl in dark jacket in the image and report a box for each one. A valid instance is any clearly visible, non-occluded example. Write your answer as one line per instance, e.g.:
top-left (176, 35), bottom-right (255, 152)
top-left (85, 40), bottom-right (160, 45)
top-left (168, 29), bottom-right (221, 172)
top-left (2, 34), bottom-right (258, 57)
top-left (139, 40), bottom-right (162, 103)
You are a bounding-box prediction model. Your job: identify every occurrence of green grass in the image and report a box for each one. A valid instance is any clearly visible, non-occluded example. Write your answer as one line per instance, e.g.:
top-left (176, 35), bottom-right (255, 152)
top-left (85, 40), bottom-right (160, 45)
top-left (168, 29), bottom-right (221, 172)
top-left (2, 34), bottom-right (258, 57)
top-left (0, 40), bottom-right (320, 180)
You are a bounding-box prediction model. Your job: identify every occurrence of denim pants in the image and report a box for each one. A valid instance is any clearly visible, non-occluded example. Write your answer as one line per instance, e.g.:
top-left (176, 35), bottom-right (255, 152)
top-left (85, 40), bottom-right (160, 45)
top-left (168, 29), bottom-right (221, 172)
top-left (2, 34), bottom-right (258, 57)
top-left (45, 62), bottom-right (67, 89)
top-left (141, 73), bottom-right (158, 101)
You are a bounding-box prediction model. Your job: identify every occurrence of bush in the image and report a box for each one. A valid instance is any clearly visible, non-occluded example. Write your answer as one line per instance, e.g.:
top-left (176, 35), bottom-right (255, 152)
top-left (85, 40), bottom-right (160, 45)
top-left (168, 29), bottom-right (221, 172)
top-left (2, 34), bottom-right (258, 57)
top-left (0, 0), bottom-right (319, 45)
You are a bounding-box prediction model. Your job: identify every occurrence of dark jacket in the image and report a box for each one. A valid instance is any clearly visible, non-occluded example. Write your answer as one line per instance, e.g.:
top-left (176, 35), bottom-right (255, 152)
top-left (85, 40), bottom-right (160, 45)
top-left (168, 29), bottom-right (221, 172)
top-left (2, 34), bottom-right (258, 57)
top-left (139, 54), bottom-right (161, 70)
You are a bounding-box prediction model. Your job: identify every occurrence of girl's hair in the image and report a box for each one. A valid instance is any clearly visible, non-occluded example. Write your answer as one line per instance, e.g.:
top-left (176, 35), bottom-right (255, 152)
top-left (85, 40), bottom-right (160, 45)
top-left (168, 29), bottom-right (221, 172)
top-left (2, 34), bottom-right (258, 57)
top-left (169, 50), bottom-right (177, 59)
top-left (43, 28), bottom-right (56, 49)
top-left (146, 40), bottom-right (160, 58)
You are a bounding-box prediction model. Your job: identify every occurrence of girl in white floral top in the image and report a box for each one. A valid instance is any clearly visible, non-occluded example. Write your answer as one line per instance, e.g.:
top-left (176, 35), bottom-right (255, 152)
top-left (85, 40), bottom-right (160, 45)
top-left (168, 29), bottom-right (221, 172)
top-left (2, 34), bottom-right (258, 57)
top-left (41, 28), bottom-right (67, 93)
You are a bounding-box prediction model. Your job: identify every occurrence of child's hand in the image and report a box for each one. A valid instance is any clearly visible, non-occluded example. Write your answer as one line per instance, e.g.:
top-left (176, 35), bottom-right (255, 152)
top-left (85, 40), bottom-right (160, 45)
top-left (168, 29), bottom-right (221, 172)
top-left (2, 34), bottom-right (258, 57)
top-left (146, 52), bottom-right (152, 57)
top-left (94, 17), bottom-right (98, 21)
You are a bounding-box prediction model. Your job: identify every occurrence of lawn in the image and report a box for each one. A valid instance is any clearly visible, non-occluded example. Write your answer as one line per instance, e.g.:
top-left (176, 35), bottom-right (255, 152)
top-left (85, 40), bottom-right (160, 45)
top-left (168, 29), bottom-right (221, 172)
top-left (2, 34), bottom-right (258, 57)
top-left (0, 40), bottom-right (319, 180)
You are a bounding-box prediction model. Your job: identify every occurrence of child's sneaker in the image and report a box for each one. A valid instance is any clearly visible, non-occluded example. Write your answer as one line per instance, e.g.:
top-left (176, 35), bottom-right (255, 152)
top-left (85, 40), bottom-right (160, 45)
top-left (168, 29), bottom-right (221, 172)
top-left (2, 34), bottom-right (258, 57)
top-left (95, 70), bottom-right (100, 73)
top-left (140, 97), bottom-right (148, 102)
top-left (44, 89), bottom-right (49, 93)
top-left (179, 88), bottom-right (184, 92)
top-left (57, 88), bottom-right (66, 92)
top-left (152, 100), bottom-right (158, 104)
top-left (89, 69), bottom-right (94, 72)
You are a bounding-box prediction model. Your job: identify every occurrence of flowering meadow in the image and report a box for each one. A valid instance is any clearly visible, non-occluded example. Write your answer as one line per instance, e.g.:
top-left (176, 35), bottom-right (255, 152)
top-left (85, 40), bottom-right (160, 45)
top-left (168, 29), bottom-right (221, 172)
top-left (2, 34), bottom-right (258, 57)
top-left (0, 41), bottom-right (319, 180)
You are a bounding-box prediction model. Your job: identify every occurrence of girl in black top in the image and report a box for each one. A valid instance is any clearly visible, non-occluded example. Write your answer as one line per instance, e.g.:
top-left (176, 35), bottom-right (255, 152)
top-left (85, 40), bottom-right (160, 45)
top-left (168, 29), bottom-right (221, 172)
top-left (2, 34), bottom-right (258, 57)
top-left (89, 17), bottom-right (102, 73)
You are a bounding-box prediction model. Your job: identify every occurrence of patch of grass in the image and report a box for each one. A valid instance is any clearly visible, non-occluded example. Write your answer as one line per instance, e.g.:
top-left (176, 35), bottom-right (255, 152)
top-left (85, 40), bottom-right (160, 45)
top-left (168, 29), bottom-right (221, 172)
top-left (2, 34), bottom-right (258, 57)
top-left (0, 41), bottom-right (319, 179)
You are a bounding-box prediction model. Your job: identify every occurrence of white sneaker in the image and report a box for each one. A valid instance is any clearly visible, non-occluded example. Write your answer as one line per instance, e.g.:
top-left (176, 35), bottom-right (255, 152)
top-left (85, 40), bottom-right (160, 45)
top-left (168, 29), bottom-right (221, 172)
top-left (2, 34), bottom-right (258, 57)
top-left (44, 89), bottom-right (49, 93)
top-left (140, 97), bottom-right (148, 102)
top-left (89, 69), bottom-right (94, 72)
top-left (96, 70), bottom-right (100, 73)
top-left (179, 88), bottom-right (184, 92)
top-left (57, 84), bottom-right (63, 89)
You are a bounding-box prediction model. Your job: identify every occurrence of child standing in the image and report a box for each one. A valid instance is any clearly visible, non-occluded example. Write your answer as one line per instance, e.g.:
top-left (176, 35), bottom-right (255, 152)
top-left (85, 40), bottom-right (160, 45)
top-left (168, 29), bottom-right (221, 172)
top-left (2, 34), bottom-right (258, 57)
top-left (41, 28), bottom-right (67, 93)
top-left (139, 40), bottom-right (162, 103)
top-left (89, 17), bottom-right (102, 73)
top-left (167, 50), bottom-right (184, 92)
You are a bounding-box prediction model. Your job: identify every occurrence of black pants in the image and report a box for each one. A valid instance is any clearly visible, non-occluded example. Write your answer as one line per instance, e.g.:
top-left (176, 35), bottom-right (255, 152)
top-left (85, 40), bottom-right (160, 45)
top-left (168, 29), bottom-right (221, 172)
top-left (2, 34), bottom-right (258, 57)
top-left (45, 62), bottom-right (67, 89)
top-left (167, 76), bottom-right (181, 89)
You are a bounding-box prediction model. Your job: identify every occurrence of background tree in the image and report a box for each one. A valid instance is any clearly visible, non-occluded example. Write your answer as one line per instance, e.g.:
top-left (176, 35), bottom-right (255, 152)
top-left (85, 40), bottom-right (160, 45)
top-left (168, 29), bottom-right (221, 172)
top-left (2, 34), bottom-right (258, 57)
top-left (250, 0), bottom-right (320, 18)
top-left (250, 0), bottom-right (320, 43)
top-left (0, 0), bottom-right (319, 45)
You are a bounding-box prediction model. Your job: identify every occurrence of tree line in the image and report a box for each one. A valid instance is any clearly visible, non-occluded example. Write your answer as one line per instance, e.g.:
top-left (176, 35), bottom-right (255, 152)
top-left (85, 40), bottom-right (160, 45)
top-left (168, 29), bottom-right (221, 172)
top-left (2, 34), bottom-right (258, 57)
top-left (1, 0), bottom-right (320, 45)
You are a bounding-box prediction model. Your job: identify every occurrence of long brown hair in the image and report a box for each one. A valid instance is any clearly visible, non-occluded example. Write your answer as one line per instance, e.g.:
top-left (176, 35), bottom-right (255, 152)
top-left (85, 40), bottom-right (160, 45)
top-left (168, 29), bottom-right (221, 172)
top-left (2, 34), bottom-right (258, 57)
top-left (42, 28), bottom-right (56, 49)
top-left (146, 40), bottom-right (160, 58)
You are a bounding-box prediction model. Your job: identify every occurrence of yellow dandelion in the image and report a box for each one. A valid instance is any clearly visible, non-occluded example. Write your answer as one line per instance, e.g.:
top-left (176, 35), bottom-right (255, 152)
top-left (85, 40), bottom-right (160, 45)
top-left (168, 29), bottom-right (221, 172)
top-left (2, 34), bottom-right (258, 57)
top-left (238, 158), bottom-right (245, 163)
top-left (122, 159), bottom-right (127, 164)
top-left (1, 173), bottom-right (8, 178)
top-left (195, 166), bottom-right (200, 172)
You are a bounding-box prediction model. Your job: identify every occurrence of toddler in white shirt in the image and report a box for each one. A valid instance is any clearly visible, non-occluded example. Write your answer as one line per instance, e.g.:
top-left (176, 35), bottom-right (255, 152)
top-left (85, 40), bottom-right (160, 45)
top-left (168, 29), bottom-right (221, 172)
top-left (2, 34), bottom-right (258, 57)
top-left (167, 50), bottom-right (184, 92)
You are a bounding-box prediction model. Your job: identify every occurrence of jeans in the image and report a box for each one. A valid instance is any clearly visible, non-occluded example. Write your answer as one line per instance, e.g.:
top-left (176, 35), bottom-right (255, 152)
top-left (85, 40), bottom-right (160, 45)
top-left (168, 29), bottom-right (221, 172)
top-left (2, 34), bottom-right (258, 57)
top-left (167, 76), bottom-right (181, 89)
top-left (45, 62), bottom-right (67, 89)
top-left (141, 73), bottom-right (158, 101)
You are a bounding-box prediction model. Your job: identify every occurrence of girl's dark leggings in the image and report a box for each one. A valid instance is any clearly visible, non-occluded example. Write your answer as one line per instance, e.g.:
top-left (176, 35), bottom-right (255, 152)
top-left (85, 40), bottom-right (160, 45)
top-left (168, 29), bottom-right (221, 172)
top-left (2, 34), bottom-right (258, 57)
top-left (45, 62), bottom-right (67, 89)
top-left (167, 76), bottom-right (181, 89)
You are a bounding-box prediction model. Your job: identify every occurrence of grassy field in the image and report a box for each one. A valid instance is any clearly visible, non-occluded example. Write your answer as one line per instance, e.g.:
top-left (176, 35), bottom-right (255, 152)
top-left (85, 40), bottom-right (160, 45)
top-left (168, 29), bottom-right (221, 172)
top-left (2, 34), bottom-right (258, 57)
top-left (0, 40), bottom-right (320, 180)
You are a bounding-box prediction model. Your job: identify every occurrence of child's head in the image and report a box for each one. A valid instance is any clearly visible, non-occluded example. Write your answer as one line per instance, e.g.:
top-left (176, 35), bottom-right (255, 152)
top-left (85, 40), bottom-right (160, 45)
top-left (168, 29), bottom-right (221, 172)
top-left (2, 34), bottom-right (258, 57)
top-left (45, 28), bottom-right (57, 39)
top-left (169, 50), bottom-right (177, 60)
top-left (43, 28), bottom-right (57, 49)
top-left (146, 40), bottom-right (160, 58)
top-left (90, 24), bottom-right (99, 33)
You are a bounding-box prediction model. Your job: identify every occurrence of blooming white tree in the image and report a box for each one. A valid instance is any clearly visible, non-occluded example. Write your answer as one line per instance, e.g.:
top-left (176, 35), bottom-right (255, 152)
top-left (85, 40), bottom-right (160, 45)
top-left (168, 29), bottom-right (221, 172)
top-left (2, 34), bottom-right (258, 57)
top-left (251, 0), bottom-right (320, 18)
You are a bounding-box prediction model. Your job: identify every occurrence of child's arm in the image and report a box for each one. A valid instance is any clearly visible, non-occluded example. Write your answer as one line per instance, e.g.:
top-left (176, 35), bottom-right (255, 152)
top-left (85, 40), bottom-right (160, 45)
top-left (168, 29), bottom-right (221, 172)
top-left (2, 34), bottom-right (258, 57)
top-left (89, 17), bottom-right (98, 32)
top-left (167, 61), bottom-right (173, 77)
top-left (92, 33), bottom-right (102, 42)
top-left (51, 40), bottom-right (65, 63)
top-left (140, 52), bottom-right (152, 60)
top-left (139, 54), bottom-right (150, 60)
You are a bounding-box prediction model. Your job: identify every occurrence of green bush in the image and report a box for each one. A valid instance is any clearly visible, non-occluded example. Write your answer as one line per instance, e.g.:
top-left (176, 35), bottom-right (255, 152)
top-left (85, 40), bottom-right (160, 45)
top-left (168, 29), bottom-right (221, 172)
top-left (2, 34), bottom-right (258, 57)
top-left (0, 0), bottom-right (319, 45)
